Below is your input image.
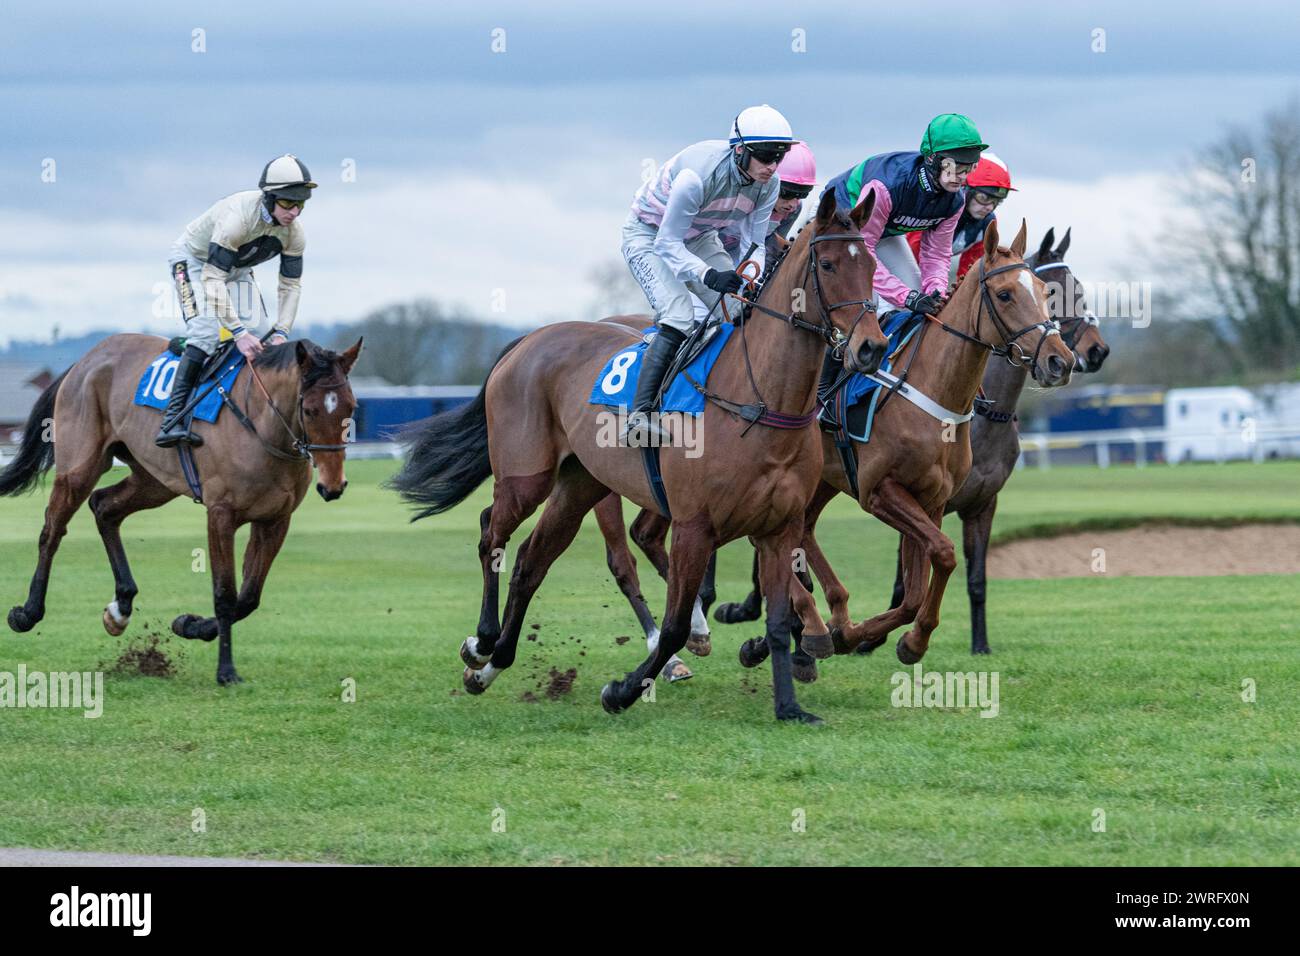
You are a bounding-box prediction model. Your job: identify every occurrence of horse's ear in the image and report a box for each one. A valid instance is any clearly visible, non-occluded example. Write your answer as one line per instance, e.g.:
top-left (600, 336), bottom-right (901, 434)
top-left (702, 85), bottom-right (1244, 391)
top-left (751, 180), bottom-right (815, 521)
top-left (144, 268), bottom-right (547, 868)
top-left (815, 187), bottom-right (838, 228)
top-left (849, 187), bottom-right (876, 231)
top-left (339, 337), bottom-right (364, 375)
top-left (1038, 227), bottom-right (1055, 260)
top-left (295, 341), bottom-right (311, 371)
top-left (983, 217), bottom-right (1000, 261)
top-left (1010, 219), bottom-right (1028, 259)
top-left (1055, 227), bottom-right (1071, 258)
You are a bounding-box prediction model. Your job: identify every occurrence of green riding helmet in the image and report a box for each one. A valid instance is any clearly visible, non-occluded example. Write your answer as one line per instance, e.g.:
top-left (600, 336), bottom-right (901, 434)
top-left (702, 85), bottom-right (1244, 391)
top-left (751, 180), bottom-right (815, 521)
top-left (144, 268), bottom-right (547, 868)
top-left (920, 114), bottom-right (988, 169)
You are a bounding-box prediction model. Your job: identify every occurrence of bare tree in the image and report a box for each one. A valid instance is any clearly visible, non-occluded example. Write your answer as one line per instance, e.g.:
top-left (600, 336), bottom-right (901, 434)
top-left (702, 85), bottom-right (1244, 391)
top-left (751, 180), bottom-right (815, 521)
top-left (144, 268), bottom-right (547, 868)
top-left (1168, 97), bottom-right (1300, 374)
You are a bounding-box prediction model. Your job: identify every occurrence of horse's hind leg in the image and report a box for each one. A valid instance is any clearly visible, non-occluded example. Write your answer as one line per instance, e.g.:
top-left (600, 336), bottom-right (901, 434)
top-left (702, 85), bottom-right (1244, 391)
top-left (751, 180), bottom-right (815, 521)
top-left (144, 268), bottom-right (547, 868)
top-left (459, 471), bottom-right (555, 671)
top-left (631, 507), bottom-right (711, 656)
top-left (601, 513), bottom-right (713, 715)
top-left (89, 465), bottom-right (177, 636)
top-left (714, 546), bottom-right (762, 624)
top-left (172, 515), bottom-right (291, 641)
top-left (593, 495), bottom-right (690, 683)
top-left (465, 460), bottom-right (608, 694)
top-left (7, 448), bottom-right (108, 633)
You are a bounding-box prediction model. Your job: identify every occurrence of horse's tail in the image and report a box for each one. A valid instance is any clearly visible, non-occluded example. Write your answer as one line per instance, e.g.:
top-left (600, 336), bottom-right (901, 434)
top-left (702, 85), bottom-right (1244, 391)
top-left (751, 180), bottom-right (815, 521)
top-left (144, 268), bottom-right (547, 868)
top-left (0, 369), bottom-right (70, 497)
top-left (386, 336), bottom-right (525, 520)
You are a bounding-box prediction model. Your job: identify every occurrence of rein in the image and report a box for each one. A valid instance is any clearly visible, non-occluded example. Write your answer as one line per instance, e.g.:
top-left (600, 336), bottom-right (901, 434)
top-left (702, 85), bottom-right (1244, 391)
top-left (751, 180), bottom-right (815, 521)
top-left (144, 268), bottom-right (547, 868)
top-left (217, 362), bottom-right (348, 463)
top-left (689, 229), bottom-right (875, 433)
top-left (922, 258), bottom-right (1062, 376)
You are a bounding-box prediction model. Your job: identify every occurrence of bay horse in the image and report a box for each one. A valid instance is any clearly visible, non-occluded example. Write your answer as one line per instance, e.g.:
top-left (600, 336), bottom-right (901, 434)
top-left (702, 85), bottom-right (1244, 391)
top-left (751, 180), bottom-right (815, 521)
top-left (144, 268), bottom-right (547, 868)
top-left (0, 335), bottom-right (363, 684)
top-left (390, 189), bottom-right (886, 723)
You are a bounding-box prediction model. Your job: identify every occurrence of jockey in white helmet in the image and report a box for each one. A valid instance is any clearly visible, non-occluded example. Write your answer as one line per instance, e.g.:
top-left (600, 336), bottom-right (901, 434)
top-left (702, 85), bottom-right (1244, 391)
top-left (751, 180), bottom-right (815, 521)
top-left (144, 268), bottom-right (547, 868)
top-left (157, 155), bottom-right (317, 447)
top-left (621, 105), bottom-right (793, 441)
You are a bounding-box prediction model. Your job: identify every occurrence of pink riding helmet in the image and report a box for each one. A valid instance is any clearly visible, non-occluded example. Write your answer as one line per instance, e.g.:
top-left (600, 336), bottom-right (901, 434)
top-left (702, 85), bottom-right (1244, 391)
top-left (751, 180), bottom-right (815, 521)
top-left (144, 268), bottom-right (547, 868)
top-left (777, 142), bottom-right (817, 187)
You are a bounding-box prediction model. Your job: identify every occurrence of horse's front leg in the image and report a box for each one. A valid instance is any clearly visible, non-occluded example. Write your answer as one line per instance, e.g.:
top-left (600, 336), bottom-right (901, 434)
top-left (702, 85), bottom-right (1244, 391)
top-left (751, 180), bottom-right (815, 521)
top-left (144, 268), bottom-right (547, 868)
top-left (205, 505), bottom-right (243, 685)
top-left (172, 515), bottom-right (291, 641)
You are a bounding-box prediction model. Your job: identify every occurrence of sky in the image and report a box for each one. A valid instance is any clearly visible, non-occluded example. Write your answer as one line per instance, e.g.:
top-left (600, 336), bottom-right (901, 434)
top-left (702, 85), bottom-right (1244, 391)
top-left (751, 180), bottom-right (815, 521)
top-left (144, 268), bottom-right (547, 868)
top-left (2, 0), bottom-right (1300, 346)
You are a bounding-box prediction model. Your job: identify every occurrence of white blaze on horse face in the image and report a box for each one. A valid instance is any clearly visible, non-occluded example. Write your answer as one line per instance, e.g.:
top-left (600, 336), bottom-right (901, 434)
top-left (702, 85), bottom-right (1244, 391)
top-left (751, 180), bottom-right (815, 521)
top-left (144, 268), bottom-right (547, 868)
top-left (848, 244), bottom-right (860, 258)
top-left (324, 391), bottom-right (339, 415)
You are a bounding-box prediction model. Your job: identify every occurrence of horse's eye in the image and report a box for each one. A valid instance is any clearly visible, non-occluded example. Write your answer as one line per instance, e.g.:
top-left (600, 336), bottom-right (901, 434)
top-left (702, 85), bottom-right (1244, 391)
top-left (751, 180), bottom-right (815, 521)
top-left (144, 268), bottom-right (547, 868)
top-left (819, 259), bottom-right (833, 270)
top-left (997, 290), bottom-right (1012, 302)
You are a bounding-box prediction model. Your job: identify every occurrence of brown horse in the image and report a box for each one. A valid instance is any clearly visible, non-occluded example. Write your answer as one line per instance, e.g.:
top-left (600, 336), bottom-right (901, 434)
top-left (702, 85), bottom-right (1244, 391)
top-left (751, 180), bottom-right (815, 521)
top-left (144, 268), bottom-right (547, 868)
top-left (0, 335), bottom-right (363, 684)
top-left (774, 219), bottom-right (1073, 666)
top-left (714, 227), bottom-right (1113, 657)
top-left (390, 189), bottom-right (886, 723)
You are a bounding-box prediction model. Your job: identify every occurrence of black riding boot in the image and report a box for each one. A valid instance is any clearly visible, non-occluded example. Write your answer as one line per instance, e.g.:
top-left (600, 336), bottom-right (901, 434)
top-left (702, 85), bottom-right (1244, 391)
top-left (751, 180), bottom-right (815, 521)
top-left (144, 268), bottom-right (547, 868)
top-left (624, 325), bottom-right (687, 443)
top-left (816, 347), bottom-right (842, 431)
top-left (155, 345), bottom-right (208, 448)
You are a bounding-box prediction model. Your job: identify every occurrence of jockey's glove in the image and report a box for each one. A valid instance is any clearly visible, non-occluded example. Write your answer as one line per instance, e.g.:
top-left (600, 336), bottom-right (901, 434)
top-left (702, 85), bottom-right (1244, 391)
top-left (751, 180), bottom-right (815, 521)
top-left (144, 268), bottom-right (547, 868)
top-left (906, 289), bottom-right (944, 316)
top-left (703, 269), bottom-right (745, 295)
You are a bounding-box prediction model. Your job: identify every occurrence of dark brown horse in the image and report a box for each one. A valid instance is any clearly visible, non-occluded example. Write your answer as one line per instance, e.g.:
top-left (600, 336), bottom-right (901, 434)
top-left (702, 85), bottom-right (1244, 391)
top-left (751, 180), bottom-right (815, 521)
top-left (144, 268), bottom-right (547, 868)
top-left (0, 335), bottom-right (362, 684)
top-left (390, 189), bottom-right (886, 723)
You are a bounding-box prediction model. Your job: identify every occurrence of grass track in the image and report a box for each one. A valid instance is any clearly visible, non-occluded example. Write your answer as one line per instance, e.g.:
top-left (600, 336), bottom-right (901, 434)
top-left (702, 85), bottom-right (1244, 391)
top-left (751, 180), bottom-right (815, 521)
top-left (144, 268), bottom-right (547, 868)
top-left (0, 459), bottom-right (1296, 865)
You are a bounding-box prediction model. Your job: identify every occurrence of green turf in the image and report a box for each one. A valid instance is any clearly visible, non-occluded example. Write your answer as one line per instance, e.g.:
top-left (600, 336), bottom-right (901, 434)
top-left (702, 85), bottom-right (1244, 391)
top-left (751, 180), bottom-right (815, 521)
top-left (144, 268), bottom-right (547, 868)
top-left (0, 458), bottom-right (1296, 865)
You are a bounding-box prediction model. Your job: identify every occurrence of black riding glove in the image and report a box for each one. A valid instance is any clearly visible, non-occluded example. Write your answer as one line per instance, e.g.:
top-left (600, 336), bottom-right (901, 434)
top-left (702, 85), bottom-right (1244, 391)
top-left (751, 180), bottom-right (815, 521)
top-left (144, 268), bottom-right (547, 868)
top-left (703, 268), bottom-right (745, 295)
top-left (905, 289), bottom-right (943, 316)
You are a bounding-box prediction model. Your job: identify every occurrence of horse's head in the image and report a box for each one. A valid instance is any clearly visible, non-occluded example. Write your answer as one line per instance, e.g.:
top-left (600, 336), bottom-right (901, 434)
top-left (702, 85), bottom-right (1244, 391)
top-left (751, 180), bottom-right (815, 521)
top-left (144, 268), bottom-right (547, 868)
top-left (294, 338), bottom-right (364, 501)
top-left (956, 218), bottom-right (1074, 387)
top-left (799, 187), bottom-right (888, 374)
top-left (1029, 227), bottom-right (1110, 373)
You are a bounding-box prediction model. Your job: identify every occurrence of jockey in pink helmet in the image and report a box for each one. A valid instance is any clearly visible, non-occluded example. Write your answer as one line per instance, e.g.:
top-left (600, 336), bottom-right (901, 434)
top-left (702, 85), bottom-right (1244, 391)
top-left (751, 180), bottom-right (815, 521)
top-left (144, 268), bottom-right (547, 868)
top-left (723, 142), bottom-right (817, 266)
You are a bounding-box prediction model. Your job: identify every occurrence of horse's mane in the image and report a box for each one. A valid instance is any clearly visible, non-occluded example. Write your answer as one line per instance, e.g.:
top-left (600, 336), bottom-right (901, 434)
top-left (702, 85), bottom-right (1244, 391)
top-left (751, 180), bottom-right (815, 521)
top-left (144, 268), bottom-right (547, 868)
top-left (254, 339), bottom-right (341, 387)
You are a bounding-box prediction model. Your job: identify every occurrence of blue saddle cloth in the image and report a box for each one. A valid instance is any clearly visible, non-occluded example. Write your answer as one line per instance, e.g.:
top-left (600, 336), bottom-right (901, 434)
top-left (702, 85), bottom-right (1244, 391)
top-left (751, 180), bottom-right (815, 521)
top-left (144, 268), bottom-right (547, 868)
top-left (133, 351), bottom-right (246, 424)
top-left (588, 324), bottom-right (736, 414)
top-left (839, 310), bottom-right (925, 408)
top-left (820, 310), bottom-right (925, 442)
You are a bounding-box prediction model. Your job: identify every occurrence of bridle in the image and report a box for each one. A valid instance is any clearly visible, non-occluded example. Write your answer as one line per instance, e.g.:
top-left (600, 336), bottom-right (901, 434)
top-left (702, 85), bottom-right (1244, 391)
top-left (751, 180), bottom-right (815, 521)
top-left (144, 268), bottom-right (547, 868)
top-left (1032, 259), bottom-right (1100, 362)
top-left (925, 258), bottom-right (1062, 377)
top-left (731, 229), bottom-right (877, 354)
top-left (225, 363), bottom-right (350, 463)
top-left (686, 225), bottom-right (878, 432)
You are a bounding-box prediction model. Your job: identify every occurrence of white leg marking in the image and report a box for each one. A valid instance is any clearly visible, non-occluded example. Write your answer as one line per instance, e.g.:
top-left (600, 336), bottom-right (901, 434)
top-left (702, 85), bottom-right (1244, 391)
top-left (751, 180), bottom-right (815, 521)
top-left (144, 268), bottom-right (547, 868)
top-left (691, 598), bottom-right (710, 636)
top-left (477, 662), bottom-right (500, 688)
top-left (646, 627), bottom-right (660, 654)
top-left (107, 600), bottom-right (128, 625)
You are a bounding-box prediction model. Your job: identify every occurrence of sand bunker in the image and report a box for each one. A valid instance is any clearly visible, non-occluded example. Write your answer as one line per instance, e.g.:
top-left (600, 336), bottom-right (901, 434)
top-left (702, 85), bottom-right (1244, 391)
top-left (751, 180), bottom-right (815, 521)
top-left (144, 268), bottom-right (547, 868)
top-left (988, 523), bottom-right (1300, 579)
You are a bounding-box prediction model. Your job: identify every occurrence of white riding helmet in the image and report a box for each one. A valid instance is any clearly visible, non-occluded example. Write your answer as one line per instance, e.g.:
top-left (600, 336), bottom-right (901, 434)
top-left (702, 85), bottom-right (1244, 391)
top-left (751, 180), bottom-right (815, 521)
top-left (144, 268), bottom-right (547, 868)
top-left (259, 154), bottom-right (318, 201)
top-left (729, 105), bottom-right (795, 148)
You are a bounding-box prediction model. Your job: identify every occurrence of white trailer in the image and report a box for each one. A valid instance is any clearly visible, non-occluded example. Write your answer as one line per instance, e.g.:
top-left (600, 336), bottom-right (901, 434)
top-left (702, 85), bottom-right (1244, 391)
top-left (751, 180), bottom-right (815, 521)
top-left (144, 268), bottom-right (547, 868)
top-left (1163, 387), bottom-right (1257, 462)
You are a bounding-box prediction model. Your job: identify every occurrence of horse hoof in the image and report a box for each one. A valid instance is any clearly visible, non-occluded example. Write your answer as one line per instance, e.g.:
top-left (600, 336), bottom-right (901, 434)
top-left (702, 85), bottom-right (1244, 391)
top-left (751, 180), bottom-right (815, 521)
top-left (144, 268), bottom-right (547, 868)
top-left (972, 644), bottom-right (992, 655)
top-left (714, 601), bottom-right (759, 625)
top-left (216, 669), bottom-right (243, 686)
top-left (792, 659), bottom-right (818, 684)
top-left (685, 632), bottom-right (712, 657)
top-left (896, 636), bottom-right (923, 665)
top-left (853, 634), bottom-right (887, 656)
top-left (102, 606), bottom-right (128, 637)
top-left (7, 606), bottom-right (35, 633)
top-left (801, 631), bottom-right (834, 660)
top-left (600, 682), bottom-right (627, 715)
top-left (777, 706), bottom-right (824, 725)
top-left (738, 637), bottom-right (768, 669)
top-left (462, 667), bottom-right (486, 695)
top-left (460, 637), bottom-right (490, 670)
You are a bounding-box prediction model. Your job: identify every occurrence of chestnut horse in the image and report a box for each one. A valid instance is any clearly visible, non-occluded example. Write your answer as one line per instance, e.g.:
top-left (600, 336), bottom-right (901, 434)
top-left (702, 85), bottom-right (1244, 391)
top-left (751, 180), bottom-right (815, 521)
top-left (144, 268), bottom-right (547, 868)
top-left (0, 335), bottom-right (362, 684)
top-left (390, 189), bottom-right (886, 723)
top-left (713, 227), bottom-right (1112, 657)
